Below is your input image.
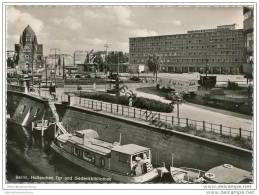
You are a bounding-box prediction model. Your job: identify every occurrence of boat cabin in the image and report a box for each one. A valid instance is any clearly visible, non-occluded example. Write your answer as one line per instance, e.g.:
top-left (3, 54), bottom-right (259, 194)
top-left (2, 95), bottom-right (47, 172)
top-left (56, 129), bottom-right (153, 176)
top-left (204, 164), bottom-right (252, 183)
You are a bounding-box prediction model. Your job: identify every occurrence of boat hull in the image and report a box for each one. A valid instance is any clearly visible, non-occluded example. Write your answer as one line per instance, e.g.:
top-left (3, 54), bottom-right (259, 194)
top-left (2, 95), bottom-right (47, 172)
top-left (51, 142), bottom-right (160, 183)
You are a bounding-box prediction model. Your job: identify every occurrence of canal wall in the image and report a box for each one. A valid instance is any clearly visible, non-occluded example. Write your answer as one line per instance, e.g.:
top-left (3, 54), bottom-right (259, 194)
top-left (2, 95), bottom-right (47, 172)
top-left (7, 91), bottom-right (253, 171)
top-left (7, 91), bottom-right (53, 127)
top-left (58, 105), bottom-right (252, 171)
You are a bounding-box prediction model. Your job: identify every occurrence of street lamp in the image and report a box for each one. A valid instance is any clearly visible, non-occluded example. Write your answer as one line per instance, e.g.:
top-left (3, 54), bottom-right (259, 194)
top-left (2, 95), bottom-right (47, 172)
top-left (50, 48), bottom-right (60, 86)
top-left (104, 43), bottom-right (111, 91)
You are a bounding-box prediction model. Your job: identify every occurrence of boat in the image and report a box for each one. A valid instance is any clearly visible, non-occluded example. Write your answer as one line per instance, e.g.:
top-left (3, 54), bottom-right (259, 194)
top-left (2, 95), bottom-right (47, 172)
top-left (169, 154), bottom-right (206, 184)
top-left (170, 166), bottom-right (206, 184)
top-left (203, 164), bottom-right (253, 184)
top-left (32, 119), bottom-right (50, 136)
top-left (50, 129), bottom-right (162, 183)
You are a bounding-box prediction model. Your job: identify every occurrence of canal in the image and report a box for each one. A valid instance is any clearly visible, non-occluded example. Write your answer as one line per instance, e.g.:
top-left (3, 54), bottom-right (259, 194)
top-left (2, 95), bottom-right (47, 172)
top-left (6, 121), bottom-right (170, 184)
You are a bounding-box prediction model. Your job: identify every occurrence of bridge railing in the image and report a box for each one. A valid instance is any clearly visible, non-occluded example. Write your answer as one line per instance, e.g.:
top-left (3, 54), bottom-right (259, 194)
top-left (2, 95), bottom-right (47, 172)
top-left (68, 96), bottom-right (253, 141)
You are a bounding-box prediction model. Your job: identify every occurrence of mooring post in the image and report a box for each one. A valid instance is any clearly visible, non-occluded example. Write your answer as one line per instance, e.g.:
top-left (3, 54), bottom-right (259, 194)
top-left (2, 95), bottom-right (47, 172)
top-left (203, 121), bottom-right (205, 131)
top-left (134, 108), bottom-right (136, 118)
top-left (186, 118), bottom-right (189, 127)
top-left (220, 124), bottom-right (222, 136)
top-left (172, 116), bottom-right (174, 126)
top-left (239, 128), bottom-right (242, 138)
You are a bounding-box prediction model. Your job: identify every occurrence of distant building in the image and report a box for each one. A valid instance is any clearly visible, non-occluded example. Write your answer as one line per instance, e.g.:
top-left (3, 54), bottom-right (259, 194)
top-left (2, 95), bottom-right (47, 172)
top-left (14, 25), bottom-right (43, 72)
top-left (243, 7), bottom-right (253, 78)
top-left (7, 50), bottom-right (15, 68)
top-left (129, 24), bottom-right (245, 74)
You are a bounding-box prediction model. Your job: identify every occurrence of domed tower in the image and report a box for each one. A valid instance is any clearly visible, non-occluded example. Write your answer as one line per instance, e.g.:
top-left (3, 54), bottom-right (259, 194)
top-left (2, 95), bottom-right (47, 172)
top-left (14, 25), bottom-right (43, 73)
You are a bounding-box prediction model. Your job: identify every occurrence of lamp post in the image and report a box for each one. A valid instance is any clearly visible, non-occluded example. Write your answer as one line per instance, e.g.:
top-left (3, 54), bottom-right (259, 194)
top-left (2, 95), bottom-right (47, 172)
top-left (50, 48), bottom-right (60, 87)
top-left (45, 56), bottom-right (48, 87)
top-left (104, 43), bottom-right (110, 91)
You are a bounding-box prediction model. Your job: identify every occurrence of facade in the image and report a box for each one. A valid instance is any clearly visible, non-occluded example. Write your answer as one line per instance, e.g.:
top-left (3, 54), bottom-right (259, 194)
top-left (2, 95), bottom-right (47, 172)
top-left (14, 25), bottom-right (43, 72)
top-left (243, 7), bottom-right (254, 77)
top-left (129, 24), bottom-right (245, 74)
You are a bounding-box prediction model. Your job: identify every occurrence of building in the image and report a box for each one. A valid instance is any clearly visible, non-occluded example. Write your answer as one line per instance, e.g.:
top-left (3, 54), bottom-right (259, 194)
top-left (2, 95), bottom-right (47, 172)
top-left (243, 7), bottom-right (254, 78)
top-left (129, 24), bottom-right (245, 74)
top-left (14, 25), bottom-right (43, 72)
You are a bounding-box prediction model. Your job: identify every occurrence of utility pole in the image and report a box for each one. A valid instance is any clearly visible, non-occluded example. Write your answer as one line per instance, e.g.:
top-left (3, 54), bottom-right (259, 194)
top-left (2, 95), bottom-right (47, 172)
top-left (31, 41), bottom-right (36, 91)
top-left (50, 48), bottom-right (60, 86)
top-left (104, 43), bottom-right (110, 91)
top-left (117, 52), bottom-right (120, 75)
top-left (63, 55), bottom-right (65, 79)
top-left (59, 54), bottom-right (67, 80)
top-left (45, 56), bottom-right (48, 87)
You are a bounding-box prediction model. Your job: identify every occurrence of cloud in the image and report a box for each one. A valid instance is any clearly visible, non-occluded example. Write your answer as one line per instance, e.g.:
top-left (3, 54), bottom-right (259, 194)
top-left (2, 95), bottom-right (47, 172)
top-left (173, 20), bottom-right (182, 26)
top-left (53, 16), bottom-right (82, 30)
top-left (7, 6), bottom-right (43, 34)
top-left (130, 29), bottom-right (158, 37)
top-left (112, 7), bottom-right (134, 27)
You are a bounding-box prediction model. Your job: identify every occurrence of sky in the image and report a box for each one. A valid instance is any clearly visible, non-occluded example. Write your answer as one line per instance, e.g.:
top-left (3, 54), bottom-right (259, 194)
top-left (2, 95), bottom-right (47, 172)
top-left (6, 6), bottom-right (244, 55)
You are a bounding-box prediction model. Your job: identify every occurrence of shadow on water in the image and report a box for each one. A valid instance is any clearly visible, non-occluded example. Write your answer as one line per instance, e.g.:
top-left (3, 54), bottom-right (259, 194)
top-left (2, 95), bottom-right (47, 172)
top-left (6, 121), bottom-right (109, 183)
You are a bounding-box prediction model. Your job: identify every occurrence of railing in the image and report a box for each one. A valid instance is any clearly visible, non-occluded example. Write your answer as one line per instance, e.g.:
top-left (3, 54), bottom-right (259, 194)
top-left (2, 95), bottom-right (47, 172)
top-left (68, 96), bottom-right (252, 140)
top-left (7, 84), bottom-right (26, 93)
top-left (30, 91), bottom-right (253, 141)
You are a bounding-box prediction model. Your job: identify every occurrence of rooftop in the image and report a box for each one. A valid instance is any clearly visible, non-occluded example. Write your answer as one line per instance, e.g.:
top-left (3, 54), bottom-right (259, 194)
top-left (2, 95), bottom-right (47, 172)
top-left (205, 164), bottom-right (252, 183)
top-left (112, 144), bottom-right (150, 155)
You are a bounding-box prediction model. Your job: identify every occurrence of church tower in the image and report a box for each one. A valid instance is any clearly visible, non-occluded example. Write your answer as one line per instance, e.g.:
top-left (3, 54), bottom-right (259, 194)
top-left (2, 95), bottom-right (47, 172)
top-left (14, 25), bottom-right (43, 73)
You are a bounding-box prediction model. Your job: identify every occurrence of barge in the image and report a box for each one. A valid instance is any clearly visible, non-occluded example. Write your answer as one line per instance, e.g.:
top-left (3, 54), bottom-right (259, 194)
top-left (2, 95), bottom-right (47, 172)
top-left (50, 129), bottom-right (161, 183)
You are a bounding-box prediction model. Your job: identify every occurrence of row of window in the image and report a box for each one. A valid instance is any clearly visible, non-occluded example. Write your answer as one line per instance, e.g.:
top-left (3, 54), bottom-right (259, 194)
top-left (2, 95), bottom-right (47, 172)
top-left (131, 58), bottom-right (243, 63)
top-left (73, 146), bottom-right (105, 167)
top-left (130, 43), bottom-right (243, 51)
top-left (131, 30), bottom-right (242, 41)
top-left (131, 50), bottom-right (242, 57)
top-left (131, 37), bottom-right (243, 46)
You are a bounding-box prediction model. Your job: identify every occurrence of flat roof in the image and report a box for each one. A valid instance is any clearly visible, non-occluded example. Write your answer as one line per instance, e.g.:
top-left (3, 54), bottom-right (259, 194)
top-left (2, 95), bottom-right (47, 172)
top-left (67, 136), bottom-right (111, 156)
top-left (112, 144), bottom-right (150, 155)
top-left (205, 164), bottom-right (252, 183)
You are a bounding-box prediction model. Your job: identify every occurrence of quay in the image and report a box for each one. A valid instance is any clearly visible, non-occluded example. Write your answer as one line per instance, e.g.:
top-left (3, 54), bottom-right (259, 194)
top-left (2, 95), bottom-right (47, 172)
top-left (7, 84), bottom-right (253, 171)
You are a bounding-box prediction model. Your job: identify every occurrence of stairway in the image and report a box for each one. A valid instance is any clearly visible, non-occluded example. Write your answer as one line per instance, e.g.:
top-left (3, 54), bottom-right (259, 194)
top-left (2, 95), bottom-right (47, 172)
top-left (145, 111), bottom-right (164, 128)
top-left (48, 101), bottom-right (60, 122)
top-left (56, 122), bottom-right (67, 135)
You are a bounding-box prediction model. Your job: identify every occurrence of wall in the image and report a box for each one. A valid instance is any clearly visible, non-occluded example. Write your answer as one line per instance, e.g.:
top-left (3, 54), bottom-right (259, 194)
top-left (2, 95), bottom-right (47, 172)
top-left (60, 106), bottom-right (252, 171)
top-left (8, 91), bottom-right (53, 127)
top-left (7, 92), bottom-right (252, 172)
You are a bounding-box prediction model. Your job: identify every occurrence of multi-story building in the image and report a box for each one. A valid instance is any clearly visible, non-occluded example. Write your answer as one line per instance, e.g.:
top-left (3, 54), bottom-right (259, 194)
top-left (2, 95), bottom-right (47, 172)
top-left (129, 24), bottom-right (245, 74)
top-left (243, 7), bottom-right (254, 77)
top-left (14, 25), bottom-right (43, 72)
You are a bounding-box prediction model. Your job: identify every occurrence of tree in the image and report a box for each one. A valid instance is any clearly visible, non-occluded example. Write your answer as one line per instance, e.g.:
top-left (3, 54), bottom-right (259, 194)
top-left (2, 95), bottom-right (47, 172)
top-left (147, 53), bottom-right (160, 81)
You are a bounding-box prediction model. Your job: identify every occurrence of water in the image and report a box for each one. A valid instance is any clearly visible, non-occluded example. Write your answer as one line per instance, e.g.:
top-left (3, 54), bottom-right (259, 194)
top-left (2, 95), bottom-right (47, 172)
top-left (6, 121), bottom-right (170, 184)
top-left (6, 121), bottom-right (108, 184)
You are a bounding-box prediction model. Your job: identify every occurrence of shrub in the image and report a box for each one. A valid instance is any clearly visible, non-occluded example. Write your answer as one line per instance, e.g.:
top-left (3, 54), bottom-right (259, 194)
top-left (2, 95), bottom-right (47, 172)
top-left (76, 92), bottom-right (173, 113)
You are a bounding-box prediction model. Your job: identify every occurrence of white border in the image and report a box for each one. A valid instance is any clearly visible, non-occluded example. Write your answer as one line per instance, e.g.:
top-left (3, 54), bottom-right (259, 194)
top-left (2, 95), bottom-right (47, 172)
top-left (1, 0), bottom-right (257, 193)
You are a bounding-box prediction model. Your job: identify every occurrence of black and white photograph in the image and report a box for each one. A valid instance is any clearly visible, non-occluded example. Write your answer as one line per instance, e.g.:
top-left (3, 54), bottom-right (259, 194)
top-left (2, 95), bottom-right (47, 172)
top-left (1, 0), bottom-right (257, 194)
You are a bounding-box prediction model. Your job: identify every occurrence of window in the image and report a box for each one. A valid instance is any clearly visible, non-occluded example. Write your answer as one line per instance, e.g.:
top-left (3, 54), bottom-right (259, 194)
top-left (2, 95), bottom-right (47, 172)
top-left (100, 157), bottom-right (105, 168)
top-left (83, 151), bottom-right (95, 163)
